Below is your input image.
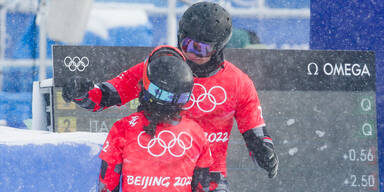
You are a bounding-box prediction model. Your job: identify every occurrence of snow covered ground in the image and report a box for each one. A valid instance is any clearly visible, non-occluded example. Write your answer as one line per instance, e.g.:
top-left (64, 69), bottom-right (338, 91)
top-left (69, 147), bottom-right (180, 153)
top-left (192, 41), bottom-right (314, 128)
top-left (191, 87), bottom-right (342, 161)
top-left (0, 126), bottom-right (108, 192)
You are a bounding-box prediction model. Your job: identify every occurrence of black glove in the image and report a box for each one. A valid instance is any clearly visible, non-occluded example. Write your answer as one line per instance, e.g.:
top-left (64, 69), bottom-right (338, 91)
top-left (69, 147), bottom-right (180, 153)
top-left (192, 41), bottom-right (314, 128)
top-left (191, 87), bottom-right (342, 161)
top-left (252, 139), bottom-right (279, 178)
top-left (191, 167), bottom-right (210, 192)
top-left (211, 179), bottom-right (230, 192)
top-left (62, 76), bottom-right (94, 103)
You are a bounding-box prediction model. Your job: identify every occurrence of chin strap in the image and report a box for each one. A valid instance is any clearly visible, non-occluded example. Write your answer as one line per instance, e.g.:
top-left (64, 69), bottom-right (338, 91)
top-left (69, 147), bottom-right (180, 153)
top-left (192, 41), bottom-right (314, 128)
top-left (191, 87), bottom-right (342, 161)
top-left (189, 51), bottom-right (225, 78)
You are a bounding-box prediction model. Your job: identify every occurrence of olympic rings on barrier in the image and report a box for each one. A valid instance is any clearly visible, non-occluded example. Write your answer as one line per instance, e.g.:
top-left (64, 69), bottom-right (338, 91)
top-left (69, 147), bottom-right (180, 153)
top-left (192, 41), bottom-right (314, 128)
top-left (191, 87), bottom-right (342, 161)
top-left (64, 56), bottom-right (89, 72)
top-left (183, 83), bottom-right (227, 113)
top-left (137, 130), bottom-right (193, 157)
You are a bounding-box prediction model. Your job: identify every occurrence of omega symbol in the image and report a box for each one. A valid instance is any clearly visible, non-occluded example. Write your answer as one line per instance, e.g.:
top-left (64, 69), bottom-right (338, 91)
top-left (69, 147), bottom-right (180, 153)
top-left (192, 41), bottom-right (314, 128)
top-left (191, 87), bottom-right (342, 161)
top-left (307, 62), bottom-right (319, 75)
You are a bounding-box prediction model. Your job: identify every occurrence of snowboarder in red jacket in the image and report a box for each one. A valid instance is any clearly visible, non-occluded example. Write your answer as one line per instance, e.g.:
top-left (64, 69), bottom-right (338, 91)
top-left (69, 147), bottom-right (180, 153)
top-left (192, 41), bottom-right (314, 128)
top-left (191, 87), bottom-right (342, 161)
top-left (63, 2), bottom-right (278, 191)
top-left (98, 46), bottom-right (213, 192)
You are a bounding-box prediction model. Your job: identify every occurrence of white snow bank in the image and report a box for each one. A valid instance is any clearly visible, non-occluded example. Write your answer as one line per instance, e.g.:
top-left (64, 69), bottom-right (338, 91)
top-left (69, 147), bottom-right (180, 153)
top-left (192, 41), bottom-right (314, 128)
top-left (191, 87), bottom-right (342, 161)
top-left (0, 126), bottom-right (107, 146)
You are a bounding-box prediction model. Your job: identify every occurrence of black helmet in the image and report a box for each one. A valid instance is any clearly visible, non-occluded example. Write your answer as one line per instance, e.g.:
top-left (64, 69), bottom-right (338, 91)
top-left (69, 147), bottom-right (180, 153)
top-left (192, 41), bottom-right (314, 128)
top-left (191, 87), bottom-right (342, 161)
top-left (141, 45), bottom-right (194, 107)
top-left (178, 2), bottom-right (232, 51)
top-left (178, 2), bottom-right (232, 77)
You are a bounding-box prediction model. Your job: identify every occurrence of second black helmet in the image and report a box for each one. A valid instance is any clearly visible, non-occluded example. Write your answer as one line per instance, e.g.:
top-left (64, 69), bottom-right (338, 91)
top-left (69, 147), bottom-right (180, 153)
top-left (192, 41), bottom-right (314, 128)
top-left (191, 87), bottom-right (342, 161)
top-left (178, 2), bottom-right (232, 54)
top-left (142, 46), bottom-right (194, 106)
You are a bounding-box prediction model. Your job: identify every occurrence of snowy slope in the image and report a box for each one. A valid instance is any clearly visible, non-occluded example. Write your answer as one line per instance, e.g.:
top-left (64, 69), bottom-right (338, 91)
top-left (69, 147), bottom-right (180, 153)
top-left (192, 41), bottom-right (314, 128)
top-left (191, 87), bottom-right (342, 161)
top-left (0, 126), bottom-right (107, 192)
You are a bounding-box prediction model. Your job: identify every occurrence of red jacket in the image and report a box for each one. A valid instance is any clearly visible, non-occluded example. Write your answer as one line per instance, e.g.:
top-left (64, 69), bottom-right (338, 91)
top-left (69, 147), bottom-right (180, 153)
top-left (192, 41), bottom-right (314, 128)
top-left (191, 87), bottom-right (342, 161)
top-left (99, 112), bottom-right (213, 192)
top-left (86, 60), bottom-right (265, 176)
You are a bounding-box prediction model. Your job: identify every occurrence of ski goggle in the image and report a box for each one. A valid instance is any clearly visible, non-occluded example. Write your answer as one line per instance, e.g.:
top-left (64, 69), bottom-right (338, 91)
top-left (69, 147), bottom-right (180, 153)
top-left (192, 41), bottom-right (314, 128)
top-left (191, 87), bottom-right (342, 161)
top-left (181, 37), bottom-right (216, 57)
top-left (143, 81), bottom-right (191, 104)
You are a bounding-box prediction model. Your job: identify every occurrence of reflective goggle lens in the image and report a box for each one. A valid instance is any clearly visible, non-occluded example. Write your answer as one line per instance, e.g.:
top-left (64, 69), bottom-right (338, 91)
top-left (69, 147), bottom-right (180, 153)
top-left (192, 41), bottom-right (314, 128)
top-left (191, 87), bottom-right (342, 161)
top-left (181, 37), bottom-right (215, 57)
top-left (145, 82), bottom-right (191, 104)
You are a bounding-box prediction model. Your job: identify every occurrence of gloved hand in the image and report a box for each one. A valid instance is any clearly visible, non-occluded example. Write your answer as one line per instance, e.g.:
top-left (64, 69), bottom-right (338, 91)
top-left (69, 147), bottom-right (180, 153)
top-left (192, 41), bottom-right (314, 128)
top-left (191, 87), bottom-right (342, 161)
top-left (62, 76), bottom-right (94, 103)
top-left (252, 138), bottom-right (279, 178)
top-left (211, 179), bottom-right (230, 192)
top-left (191, 167), bottom-right (210, 192)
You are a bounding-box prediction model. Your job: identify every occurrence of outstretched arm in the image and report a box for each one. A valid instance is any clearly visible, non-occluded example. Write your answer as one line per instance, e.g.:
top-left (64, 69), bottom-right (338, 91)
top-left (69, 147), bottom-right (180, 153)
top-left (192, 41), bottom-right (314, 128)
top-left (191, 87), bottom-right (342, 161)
top-left (62, 62), bottom-right (144, 112)
top-left (63, 79), bottom-right (122, 112)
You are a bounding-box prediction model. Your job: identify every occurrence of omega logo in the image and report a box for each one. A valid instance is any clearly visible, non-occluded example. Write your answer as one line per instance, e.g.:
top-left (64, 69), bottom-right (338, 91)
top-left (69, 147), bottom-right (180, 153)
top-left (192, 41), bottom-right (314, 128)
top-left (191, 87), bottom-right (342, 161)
top-left (307, 62), bottom-right (371, 77)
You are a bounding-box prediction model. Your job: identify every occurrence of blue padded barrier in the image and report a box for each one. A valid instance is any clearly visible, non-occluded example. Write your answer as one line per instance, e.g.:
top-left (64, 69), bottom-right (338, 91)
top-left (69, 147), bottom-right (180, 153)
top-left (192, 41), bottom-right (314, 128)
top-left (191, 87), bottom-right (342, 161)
top-left (1, 66), bottom-right (52, 93)
top-left (0, 66), bottom-right (53, 128)
top-left (0, 92), bottom-right (32, 128)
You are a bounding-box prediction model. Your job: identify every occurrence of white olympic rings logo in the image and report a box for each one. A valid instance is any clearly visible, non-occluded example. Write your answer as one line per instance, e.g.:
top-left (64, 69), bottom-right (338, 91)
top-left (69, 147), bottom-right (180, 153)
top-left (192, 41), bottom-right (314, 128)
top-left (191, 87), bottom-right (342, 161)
top-left (64, 56), bottom-right (89, 72)
top-left (137, 130), bottom-right (193, 157)
top-left (183, 83), bottom-right (227, 113)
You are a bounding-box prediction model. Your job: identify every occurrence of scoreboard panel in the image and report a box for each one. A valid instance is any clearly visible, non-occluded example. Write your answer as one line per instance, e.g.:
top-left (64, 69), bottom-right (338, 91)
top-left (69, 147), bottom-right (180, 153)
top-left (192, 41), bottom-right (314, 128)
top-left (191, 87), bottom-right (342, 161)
top-left (53, 46), bottom-right (378, 191)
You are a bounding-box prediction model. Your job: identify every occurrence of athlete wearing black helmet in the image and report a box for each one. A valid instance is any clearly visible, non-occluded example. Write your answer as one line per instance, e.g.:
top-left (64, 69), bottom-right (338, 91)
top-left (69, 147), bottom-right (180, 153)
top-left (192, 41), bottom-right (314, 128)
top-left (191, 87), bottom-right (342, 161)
top-left (178, 4), bottom-right (279, 190)
top-left (63, 2), bottom-right (278, 192)
top-left (138, 48), bottom-right (194, 136)
top-left (98, 46), bottom-right (213, 192)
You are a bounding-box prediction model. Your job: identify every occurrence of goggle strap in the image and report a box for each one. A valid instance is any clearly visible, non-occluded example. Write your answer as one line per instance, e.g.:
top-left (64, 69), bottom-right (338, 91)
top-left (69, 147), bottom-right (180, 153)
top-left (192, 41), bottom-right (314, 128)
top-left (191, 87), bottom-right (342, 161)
top-left (150, 49), bottom-right (184, 62)
top-left (142, 58), bottom-right (150, 90)
top-left (149, 45), bottom-right (186, 61)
